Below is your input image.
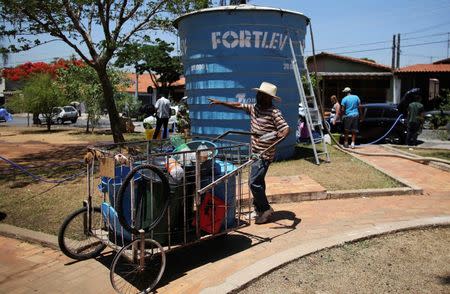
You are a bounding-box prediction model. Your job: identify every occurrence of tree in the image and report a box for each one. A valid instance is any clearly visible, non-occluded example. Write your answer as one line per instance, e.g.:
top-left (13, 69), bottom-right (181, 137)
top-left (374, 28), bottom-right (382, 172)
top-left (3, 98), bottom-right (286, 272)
top-left (2, 59), bottom-right (83, 81)
top-left (166, 0), bottom-right (210, 14)
top-left (0, 0), bottom-right (198, 142)
top-left (57, 64), bottom-right (132, 133)
top-left (115, 39), bottom-right (182, 95)
top-left (7, 73), bottom-right (66, 131)
top-left (361, 57), bottom-right (376, 63)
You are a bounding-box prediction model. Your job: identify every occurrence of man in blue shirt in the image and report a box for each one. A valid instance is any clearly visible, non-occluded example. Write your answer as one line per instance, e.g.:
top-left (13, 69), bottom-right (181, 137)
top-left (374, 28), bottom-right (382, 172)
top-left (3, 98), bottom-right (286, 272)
top-left (340, 87), bottom-right (362, 148)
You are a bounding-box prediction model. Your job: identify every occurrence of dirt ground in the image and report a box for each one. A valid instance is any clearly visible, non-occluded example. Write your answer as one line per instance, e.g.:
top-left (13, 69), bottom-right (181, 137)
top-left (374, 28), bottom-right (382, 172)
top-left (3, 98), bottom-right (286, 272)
top-left (0, 126), bottom-right (103, 159)
top-left (238, 227), bottom-right (450, 294)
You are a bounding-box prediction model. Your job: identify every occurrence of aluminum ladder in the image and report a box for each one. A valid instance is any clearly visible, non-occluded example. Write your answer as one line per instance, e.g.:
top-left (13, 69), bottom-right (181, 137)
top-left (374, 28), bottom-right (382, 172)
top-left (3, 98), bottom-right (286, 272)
top-left (288, 35), bottom-right (330, 165)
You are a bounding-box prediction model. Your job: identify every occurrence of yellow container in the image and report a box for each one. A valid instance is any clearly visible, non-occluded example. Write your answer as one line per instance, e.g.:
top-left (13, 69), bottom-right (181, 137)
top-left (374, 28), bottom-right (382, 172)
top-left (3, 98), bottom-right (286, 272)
top-left (145, 129), bottom-right (155, 140)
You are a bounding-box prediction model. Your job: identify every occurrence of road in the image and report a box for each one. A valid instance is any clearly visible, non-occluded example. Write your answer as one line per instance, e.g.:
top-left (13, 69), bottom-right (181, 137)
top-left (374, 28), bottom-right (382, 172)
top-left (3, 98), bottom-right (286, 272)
top-left (3, 114), bottom-right (148, 133)
top-left (4, 114), bottom-right (113, 129)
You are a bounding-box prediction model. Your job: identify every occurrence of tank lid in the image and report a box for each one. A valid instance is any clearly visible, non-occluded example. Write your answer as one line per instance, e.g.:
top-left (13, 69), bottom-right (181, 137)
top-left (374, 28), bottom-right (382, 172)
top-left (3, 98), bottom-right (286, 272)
top-left (173, 4), bottom-right (310, 28)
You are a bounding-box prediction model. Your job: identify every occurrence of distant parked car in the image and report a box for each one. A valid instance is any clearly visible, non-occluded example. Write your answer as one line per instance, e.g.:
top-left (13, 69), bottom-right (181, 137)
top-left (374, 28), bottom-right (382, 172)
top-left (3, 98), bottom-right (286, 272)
top-left (338, 103), bottom-right (407, 145)
top-left (143, 105), bottom-right (179, 132)
top-left (423, 110), bottom-right (450, 129)
top-left (0, 107), bottom-right (13, 123)
top-left (38, 106), bottom-right (79, 125)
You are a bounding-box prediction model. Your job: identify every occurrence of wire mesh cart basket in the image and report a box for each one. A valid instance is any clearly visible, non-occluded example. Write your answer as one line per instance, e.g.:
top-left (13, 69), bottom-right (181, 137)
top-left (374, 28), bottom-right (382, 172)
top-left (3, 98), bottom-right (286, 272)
top-left (58, 132), bottom-right (261, 293)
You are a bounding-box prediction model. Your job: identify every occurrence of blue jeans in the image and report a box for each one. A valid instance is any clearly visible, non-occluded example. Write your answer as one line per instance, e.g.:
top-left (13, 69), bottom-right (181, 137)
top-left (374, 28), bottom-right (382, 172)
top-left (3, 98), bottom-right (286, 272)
top-left (250, 159), bottom-right (271, 213)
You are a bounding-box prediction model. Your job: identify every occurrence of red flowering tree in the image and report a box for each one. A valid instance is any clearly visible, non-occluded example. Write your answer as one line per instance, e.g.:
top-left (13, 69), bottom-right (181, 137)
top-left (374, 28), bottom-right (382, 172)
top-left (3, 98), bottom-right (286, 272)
top-left (2, 59), bottom-right (84, 81)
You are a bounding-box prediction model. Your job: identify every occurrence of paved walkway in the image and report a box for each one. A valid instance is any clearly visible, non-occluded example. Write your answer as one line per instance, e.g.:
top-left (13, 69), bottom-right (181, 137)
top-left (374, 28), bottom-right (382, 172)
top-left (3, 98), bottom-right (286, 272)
top-left (1, 145), bottom-right (450, 294)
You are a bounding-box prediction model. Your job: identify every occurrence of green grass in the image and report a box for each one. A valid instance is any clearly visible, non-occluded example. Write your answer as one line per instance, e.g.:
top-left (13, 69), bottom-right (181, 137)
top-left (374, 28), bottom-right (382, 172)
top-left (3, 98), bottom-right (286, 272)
top-left (393, 147), bottom-right (450, 161)
top-left (269, 145), bottom-right (403, 191)
top-left (0, 140), bottom-right (403, 236)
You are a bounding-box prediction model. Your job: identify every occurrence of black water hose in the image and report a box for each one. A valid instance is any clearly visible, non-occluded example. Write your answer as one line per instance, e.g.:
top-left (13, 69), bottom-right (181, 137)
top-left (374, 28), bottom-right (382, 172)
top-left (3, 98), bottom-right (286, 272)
top-left (321, 115), bottom-right (450, 165)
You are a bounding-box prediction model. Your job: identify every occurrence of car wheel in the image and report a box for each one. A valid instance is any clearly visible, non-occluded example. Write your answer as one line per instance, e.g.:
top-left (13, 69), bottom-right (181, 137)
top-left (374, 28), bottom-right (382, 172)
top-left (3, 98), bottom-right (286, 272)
top-left (57, 118), bottom-right (63, 125)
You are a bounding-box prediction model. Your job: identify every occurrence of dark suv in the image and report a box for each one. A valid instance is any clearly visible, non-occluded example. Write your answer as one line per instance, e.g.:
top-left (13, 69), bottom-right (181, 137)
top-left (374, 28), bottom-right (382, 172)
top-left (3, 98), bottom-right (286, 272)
top-left (358, 103), bottom-right (407, 144)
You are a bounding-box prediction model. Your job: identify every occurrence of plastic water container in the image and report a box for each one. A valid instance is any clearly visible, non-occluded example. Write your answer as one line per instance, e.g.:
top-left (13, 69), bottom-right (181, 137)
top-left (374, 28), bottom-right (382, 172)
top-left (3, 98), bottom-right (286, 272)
top-left (173, 140), bottom-right (218, 166)
top-left (99, 166), bottom-right (185, 246)
top-left (98, 166), bottom-right (142, 227)
top-left (201, 160), bottom-right (237, 229)
top-left (165, 158), bottom-right (185, 181)
top-left (101, 202), bottom-right (132, 246)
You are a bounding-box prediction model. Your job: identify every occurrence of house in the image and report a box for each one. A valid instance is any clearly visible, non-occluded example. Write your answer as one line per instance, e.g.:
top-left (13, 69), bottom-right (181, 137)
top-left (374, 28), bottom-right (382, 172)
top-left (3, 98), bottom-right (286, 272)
top-left (0, 78), bottom-right (22, 107)
top-left (123, 73), bottom-right (185, 106)
top-left (395, 62), bottom-right (450, 109)
top-left (306, 52), bottom-right (394, 108)
top-left (433, 57), bottom-right (450, 64)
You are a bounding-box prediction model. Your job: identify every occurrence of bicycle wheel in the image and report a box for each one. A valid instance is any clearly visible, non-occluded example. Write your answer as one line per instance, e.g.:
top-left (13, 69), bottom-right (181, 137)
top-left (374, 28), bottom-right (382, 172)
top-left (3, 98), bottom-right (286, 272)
top-left (58, 206), bottom-right (106, 260)
top-left (110, 238), bottom-right (166, 294)
top-left (116, 164), bottom-right (170, 235)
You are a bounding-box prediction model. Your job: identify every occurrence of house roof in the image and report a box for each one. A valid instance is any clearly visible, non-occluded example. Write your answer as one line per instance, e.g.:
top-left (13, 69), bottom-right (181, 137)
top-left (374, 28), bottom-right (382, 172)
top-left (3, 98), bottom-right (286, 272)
top-left (317, 72), bottom-right (392, 79)
top-left (433, 57), bottom-right (450, 64)
top-left (123, 73), bottom-right (185, 93)
top-left (308, 52), bottom-right (392, 71)
top-left (396, 64), bottom-right (450, 73)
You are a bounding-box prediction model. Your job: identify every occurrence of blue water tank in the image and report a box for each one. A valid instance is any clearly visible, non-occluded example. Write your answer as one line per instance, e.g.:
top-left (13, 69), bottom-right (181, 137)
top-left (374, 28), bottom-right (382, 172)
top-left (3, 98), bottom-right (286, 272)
top-left (175, 5), bottom-right (309, 160)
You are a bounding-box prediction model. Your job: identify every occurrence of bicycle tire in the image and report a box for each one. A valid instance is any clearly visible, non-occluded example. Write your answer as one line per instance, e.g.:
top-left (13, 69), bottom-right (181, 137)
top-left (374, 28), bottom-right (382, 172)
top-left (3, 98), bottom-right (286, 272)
top-left (116, 164), bottom-right (170, 235)
top-left (110, 238), bottom-right (166, 294)
top-left (58, 206), bottom-right (106, 260)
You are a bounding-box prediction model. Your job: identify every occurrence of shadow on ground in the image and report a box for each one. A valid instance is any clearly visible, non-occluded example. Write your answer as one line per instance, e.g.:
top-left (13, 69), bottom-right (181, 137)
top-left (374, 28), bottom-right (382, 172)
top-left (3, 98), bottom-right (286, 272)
top-left (89, 211), bottom-right (301, 292)
top-left (0, 144), bottom-right (86, 186)
top-left (438, 275), bottom-right (450, 285)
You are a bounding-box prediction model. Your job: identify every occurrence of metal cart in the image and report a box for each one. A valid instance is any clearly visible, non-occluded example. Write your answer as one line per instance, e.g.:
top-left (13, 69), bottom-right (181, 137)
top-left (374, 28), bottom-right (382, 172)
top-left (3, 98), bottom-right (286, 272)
top-left (57, 132), bottom-right (279, 294)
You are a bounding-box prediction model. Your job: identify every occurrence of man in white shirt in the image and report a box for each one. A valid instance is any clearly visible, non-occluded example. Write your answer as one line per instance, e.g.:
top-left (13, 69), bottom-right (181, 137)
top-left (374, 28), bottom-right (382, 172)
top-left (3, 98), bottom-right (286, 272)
top-left (153, 95), bottom-right (171, 139)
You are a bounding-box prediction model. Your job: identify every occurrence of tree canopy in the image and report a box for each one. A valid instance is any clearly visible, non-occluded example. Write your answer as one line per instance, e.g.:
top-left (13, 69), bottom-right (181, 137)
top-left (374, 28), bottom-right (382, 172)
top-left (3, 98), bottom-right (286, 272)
top-left (7, 73), bottom-right (67, 131)
top-left (2, 59), bottom-right (83, 81)
top-left (0, 0), bottom-right (208, 142)
top-left (115, 38), bottom-right (182, 93)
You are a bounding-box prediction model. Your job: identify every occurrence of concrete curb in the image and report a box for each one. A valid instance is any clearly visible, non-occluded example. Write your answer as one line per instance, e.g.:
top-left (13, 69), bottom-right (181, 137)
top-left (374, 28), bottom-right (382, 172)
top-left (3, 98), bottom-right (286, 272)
top-left (382, 144), bottom-right (450, 173)
top-left (0, 223), bottom-right (58, 250)
top-left (201, 215), bottom-right (450, 294)
top-left (327, 187), bottom-right (421, 199)
top-left (264, 186), bottom-right (420, 205)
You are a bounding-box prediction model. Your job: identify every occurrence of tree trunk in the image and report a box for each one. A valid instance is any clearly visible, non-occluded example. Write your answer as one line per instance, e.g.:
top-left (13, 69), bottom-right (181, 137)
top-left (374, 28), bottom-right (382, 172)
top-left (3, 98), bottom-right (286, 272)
top-left (96, 67), bottom-right (125, 143)
top-left (86, 113), bottom-right (90, 134)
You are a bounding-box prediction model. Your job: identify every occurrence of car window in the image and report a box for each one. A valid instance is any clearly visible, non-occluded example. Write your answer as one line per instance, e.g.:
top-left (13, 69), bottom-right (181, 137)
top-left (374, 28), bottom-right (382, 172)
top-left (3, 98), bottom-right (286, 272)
top-left (383, 108), bottom-right (399, 118)
top-left (53, 108), bottom-right (62, 114)
top-left (64, 106), bottom-right (75, 112)
top-left (364, 108), bottom-right (383, 118)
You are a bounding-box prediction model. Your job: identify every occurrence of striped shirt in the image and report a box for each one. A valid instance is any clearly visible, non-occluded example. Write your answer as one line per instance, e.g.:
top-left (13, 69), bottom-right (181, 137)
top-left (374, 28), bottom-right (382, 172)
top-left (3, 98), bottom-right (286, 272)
top-left (242, 104), bottom-right (289, 161)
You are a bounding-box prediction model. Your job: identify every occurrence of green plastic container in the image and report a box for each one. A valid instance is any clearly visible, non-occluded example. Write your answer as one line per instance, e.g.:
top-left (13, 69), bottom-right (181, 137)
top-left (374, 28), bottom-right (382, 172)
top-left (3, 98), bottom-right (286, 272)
top-left (137, 176), bottom-right (189, 246)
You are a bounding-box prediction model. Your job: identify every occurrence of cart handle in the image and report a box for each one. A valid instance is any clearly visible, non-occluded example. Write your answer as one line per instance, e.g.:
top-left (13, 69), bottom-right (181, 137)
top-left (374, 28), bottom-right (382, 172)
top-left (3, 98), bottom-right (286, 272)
top-left (198, 136), bottom-right (285, 195)
top-left (212, 130), bottom-right (258, 142)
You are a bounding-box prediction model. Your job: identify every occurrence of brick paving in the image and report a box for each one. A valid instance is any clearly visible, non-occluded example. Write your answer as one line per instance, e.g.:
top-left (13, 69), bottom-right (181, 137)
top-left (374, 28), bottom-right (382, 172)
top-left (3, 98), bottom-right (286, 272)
top-left (0, 145), bottom-right (449, 294)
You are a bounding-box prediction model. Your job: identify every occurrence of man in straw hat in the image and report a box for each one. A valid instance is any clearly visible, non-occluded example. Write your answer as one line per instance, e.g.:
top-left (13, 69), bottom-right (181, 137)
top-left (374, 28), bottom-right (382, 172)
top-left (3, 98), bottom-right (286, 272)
top-left (209, 82), bottom-right (289, 224)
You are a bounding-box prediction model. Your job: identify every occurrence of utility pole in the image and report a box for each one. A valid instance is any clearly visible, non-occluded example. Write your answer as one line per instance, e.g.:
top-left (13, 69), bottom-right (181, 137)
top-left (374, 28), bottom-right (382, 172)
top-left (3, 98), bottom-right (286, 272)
top-left (396, 34), bottom-right (401, 68)
top-left (391, 34), bottom-right (396, 69)
top-left (447, 32), bottom-right (449, 58)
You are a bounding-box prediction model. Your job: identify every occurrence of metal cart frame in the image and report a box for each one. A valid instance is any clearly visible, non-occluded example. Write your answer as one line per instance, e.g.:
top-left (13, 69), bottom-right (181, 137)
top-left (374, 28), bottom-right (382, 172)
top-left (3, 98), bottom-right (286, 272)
top-left (58, 132), bottom-right (283, 293)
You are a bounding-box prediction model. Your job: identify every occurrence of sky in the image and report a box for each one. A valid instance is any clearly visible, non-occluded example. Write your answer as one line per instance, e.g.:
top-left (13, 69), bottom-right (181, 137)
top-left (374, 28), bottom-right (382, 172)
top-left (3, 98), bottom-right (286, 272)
top-left (4, 0), bottom-right (450, 68)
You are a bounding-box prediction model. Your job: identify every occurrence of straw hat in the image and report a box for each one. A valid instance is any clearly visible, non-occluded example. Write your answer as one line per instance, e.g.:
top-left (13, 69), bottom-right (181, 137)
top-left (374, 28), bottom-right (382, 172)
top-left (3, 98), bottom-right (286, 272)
top-left (252, 82), bottom-right (281, 101)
